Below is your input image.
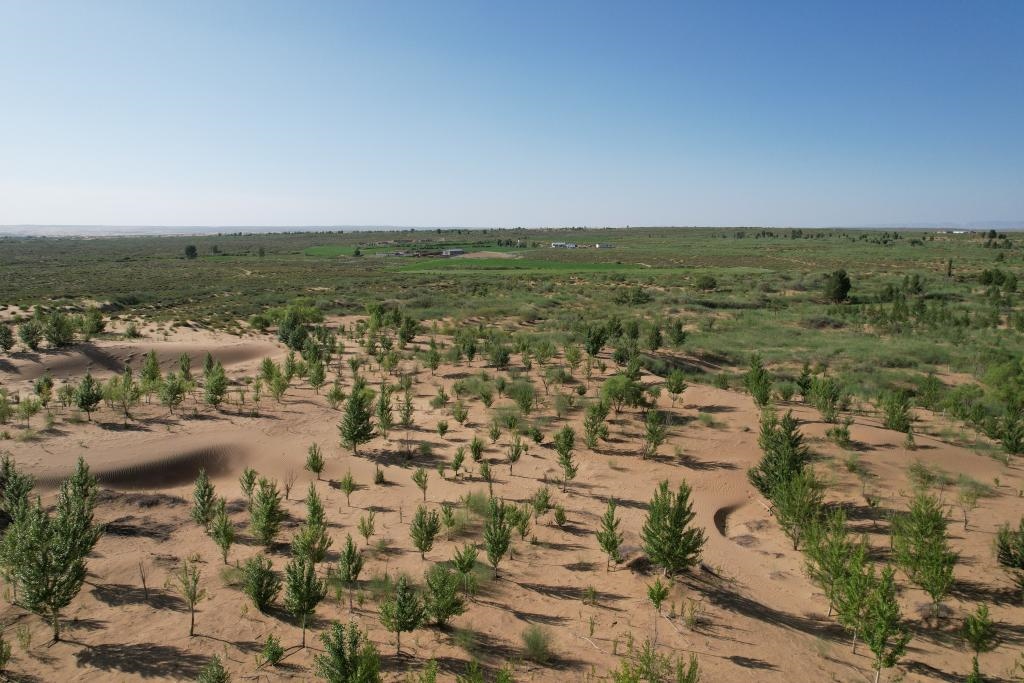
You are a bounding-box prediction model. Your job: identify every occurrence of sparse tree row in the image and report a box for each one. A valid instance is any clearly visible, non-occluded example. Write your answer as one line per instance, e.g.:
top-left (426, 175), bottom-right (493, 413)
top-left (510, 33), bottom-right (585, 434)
top-left (742, 355), bottom-right (1020, 683)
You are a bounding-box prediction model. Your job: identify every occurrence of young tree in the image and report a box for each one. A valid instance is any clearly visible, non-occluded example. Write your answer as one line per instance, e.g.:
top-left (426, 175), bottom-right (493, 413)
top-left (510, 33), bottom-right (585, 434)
top-left (596, 499), bottom-right (623, 570)
top-left (210, 498), bottom-right (235, 564)
top-left (356, 513), bottom-right (376, 551)
top-left (835, 544), bottom-right (874, 654)
top-left (197, 655), bottom-right (229, 683)
top-left (284, 555), bottom-right (327, 647)
top-left (583, 400), bottom-right (610, 449)
top-left (335, 534), bottom-right (364, 609)
top-left (169, 558), bottom-right (206, 636)
top-left (469, 435), bottom-right (485, 462)
top-left (641, 479), bottom-right (706, 577)
top-left (375, 383), bottom-right (394, 439)
top-left (329, 471), bottom-right (353, 508)
top-left (141, 349), bottom-right (162, 386)
top-left (823, 269), bottom-right (852, 303)
top-left (191, 468), bottom-right (216, 528)
top-left (647, 577), bottom-right (670, 644)
top-left (106, 367), bottom-right (141, 424)
top-left (748, 410), bottom-right (810, 501)
top-left (160, 372), bottom-right (187, 413)
top-left (554, 426), bottom-right (577, 493)
top-left (995, 517), bottom-right (1024, 596)
top-left (378, 574), bottom-right (426, 654)
top-left (18, 320), bottom-right (42, 351)
top-left (506, 434), bottom-right (524, 475)
top-left (7, 466), bottom-right (100, 641)
top-left (412, 467), bottom-right (429, 501)
top-left (339, 380), bottom-right (374, 455)
top-left (410, 505), bottom-right (441, 559)
top-left (641, 410), bottom-right (668, 459)
top-left (250, 478), bottom-right (284, 547)
top-left (804, 507), bottom-right (856, 616)
top-left (452, 544), bottom-right (479, 595)
top-left (424, 563), bottom-right (466, 627)
top-left (242, 554), bottom-right (280, 612)
top-left (483, 498), bottom-right (512, 578)
top-left (665, 369), bottom-right (687, 406)
top-left (961, 603), bottom-right (998, 683)
top-left (239, 467), bottom-right (258, 506)
top-left (773, 469), bottom-right (824, 550)
top-left (891, 492), bottom-right (956, 624)
top-left (308, 360), bottom-right (326, 394)
top-left (293, 484), bottom-right (332, 564)
top-left (863, 567), bottom-right (911, 683)
top-left (314, 621), bottom-right (381, 682)
top-left (0, 324), bottom-right (14, 353)
top-left (306, 443), bottom-right (326, 480)
top-left (74, 371), bottom-right (103, 420)
top-left (744, 354), bottom-right (773, 408)
top-left (204, 361), bottom-right (228, 410)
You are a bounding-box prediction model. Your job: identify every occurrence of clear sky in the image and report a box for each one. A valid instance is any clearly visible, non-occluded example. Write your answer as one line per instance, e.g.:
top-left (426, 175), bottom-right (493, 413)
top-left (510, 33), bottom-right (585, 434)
top-left (1, 1), bottom-right (1022, 228)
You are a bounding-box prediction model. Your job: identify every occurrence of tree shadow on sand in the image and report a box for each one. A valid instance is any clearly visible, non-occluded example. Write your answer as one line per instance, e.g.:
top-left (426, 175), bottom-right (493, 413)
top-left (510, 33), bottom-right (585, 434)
top-left (75, 643), bottom-right (209, 678)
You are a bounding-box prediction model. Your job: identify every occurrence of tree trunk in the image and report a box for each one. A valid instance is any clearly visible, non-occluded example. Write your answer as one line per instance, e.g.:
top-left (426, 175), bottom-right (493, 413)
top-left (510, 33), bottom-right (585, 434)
top-left (873, 668), bottom-right (880, 683)
top-left (189, 607), bottom-right (195, 636)
top-left (52, 610), bottom-right (61, 642)
top-left (395, 630), bottom-right (401, 655)
top-left (851, 631), bottom-right (857, 654)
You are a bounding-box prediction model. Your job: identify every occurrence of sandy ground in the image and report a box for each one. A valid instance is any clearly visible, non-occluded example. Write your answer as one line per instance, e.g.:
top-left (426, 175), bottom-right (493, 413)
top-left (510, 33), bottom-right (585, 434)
top-left (0, 324), bottom-right (1022, 682)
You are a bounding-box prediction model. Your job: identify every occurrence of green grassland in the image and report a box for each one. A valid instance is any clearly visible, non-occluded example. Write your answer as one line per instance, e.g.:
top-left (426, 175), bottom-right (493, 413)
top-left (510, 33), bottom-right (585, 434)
top-left (2, 226), bottom-right (1021, 408)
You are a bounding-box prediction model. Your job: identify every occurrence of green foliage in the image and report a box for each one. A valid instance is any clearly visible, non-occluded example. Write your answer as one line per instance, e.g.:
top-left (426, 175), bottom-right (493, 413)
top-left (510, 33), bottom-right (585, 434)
top-left (641, 480), bottom-right (706, 576)
top-left (210, 497), bottom-right (234, 564)
top-left (611, 637), bottom-right (699, 683)
top-left (169, 557), bottom-right (206, 636)
top-left (306, 443), bottom-right (325, 480)
top-left (483, 498), bottom-right (512, 577)
top-left (313, 621), bottom-right (382, 683)
top-left (260, 633), bottom-right (285, 667)
top-left (748, 411), bottom-right (810, 501)
top-left (378, 574), bottom-right (426, 654)
top-left (995, 517), bottom-right (1024, 596)
top-left (410, 505), bottom-right (441, 559)
top-left (879, 390), bottom-right (913, 432)
top-left (339, 378), bottom-right (375, 455)
top-left (596, 499), bottom-right (623, 569)
top-left (197, 655), bottom-right (230, 683)
top-left (823, 269), bottom-right (851, 303)
top-left (424, 563), bottom-right (466, 626)
top-left (74, 371), bottom-right (103, 419)
top-left (191, 469), bottom-right (216, 528)
top-left (743, 355), bottom-right (773, 408)
top-left (250, 478), bottom-right (284, 547)
top-left (521, 624), bottom-right (552, 664)
top-left (1, 458), bottom-right (100, 641)
top-left (862, 567), bottom-right (911, 679)
top-left (891, 492), bottom-right (956, 622)
top-left (642, 410), bottom-right (668, 459)
top-left (284, 554), bottom-right (327, 646)
top-left (242, 554), bottom-right (280, 612)
top-left (412, 468), bottom-right (429, 501)
top-left (772, 469), bottom-right (824, 550)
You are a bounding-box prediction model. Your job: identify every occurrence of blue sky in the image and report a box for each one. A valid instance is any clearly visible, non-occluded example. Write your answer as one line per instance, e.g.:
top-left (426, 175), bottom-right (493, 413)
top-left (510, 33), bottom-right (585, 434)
top-left (1, 1), bottom-right (1022, 228)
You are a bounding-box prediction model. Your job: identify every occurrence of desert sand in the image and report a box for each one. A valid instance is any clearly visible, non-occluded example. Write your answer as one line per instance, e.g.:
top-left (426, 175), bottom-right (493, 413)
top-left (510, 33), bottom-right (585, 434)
top-left (1, 322), bottom-right (1021, 682)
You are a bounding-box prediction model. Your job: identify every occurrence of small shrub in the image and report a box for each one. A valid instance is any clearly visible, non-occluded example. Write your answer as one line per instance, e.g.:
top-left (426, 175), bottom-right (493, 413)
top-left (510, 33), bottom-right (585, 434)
top-left (521, 624), bottom-right (552, 664)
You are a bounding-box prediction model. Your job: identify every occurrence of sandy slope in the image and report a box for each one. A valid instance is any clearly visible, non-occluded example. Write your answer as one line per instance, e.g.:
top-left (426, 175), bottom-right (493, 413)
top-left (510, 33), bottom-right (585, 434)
top-left (0, 327), bottom-right (1022, 682)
